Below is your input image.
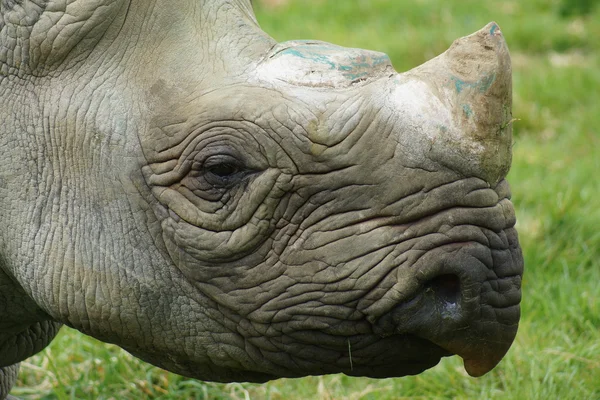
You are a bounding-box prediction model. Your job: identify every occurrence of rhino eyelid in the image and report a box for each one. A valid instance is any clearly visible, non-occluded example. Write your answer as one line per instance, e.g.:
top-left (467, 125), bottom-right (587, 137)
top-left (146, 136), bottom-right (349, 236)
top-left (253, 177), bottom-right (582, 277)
top-left (203, 154), bottom-right (247, 170)
top-left (201, 154), bottom-right (249, 187)
top-left (206, 162), bottom-right (239, 177)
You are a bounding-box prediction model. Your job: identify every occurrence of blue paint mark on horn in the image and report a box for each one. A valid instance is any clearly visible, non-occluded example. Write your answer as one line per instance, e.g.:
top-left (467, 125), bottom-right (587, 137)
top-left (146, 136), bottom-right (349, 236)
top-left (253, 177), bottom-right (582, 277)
top-left (451, 73), bottom-right (496, 94)
top-left (462, 104), bottom-right (474, 118)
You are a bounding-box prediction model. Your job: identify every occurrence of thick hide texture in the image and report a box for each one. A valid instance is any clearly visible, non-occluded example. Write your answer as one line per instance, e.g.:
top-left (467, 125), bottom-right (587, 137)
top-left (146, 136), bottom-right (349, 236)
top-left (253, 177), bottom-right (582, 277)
top-left (0, 0), bottom-right (523, 396)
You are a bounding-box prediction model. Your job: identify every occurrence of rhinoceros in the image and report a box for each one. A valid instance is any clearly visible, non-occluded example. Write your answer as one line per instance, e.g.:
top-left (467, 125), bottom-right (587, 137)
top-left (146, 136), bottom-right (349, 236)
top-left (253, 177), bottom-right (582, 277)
top-left (0, 0), bottom-right (523, 397)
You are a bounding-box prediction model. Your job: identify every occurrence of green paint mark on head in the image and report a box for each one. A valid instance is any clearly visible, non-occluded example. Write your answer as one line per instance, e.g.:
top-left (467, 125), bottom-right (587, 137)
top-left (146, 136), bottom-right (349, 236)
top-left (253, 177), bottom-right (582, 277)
top-left (341, 71), bottom-right (368, 80)
top-left (276, 44), bottom-right (393, 81)
top-left (280, 47), bottom-right (337, 69)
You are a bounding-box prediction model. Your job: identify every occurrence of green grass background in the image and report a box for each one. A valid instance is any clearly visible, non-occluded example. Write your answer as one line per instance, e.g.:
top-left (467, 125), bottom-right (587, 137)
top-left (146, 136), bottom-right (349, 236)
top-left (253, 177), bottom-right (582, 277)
top-left (13, 0), bottom-right (600, 398)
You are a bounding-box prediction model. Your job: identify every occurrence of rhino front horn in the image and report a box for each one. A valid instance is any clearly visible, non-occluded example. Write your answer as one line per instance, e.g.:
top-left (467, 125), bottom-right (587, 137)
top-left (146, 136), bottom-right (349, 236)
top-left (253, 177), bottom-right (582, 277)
top-left (398, 22), bottom-right (513, 186)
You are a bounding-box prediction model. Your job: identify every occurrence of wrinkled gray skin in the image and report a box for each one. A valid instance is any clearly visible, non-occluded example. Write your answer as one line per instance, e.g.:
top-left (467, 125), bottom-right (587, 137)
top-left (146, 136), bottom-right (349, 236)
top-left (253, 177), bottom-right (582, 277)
top-left (0, 0), bottom-right (523, 397)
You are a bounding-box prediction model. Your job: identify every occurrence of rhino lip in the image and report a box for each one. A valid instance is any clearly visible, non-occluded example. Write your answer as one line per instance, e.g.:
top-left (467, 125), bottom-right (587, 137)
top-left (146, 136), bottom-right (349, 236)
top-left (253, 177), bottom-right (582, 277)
top-left (420, 299), bottom-right (519, 377)
top-left (420, 274), bottom-right (512, 377)
top-left (372, 261), bottom-right (521, 377)
top-left (436, 330), bottom-right (517, 377)
top-left (391, 296), bottom-right (519, 377)
top-left (463, 355), bottom-right (504, 377)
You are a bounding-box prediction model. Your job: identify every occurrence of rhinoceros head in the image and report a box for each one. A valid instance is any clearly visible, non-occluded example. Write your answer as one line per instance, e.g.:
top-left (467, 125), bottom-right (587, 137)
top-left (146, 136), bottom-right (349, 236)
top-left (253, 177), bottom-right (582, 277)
top-left (0, 0), bottom-right (522, 386)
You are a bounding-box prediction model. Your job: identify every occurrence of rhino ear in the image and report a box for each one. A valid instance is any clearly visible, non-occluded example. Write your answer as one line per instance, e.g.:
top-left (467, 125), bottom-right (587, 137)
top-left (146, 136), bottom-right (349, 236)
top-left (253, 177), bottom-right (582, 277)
top-left (405, 22), bottom-right (513, 185)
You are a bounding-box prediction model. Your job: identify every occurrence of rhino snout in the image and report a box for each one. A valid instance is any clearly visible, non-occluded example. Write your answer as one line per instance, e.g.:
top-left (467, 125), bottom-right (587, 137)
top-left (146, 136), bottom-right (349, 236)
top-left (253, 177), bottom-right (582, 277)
top-left (371, 224), bottom-right (523, 377)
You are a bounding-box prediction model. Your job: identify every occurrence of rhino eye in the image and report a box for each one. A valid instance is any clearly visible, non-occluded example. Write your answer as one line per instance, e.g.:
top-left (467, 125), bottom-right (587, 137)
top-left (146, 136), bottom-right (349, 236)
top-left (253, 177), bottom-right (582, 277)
top-left (207, 163), bottom-right (238, 178)
top-left (203, 155), bottom-right (245, 186)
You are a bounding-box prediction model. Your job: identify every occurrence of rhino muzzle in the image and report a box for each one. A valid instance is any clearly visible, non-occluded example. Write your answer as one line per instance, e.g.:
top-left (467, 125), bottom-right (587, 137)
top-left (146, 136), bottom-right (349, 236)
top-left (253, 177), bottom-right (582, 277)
top-left (373, 225), bottom-right (523, 377)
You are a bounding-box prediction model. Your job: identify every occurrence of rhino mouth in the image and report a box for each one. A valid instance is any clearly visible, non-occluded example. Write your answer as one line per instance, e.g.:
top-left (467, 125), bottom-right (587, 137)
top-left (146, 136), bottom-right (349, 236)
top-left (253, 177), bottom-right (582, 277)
top-left (367, 228), bottom-right (523, 377)
top-left (125, 332), bottom-right (452, 383)
top-left (376, 275), bottom-right (522, 377)
top-left (333, 334), bottom-right (453, 379)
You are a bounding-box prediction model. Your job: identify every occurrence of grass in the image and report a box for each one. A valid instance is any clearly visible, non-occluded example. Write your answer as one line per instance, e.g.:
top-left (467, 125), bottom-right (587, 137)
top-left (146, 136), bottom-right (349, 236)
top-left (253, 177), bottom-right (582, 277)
top-left (12, 0), bottom-right (600, 398)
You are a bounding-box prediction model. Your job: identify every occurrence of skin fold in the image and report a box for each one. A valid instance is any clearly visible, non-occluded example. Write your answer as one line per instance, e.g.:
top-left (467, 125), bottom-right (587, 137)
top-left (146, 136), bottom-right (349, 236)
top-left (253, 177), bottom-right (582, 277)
top-left (0, 0), bottom-right (523, 396)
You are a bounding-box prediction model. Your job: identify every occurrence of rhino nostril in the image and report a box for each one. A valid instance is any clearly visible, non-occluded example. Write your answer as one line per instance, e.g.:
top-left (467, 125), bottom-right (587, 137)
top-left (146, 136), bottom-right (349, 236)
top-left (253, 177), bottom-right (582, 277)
top-left (426, 274), bottom-right (461, 305)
